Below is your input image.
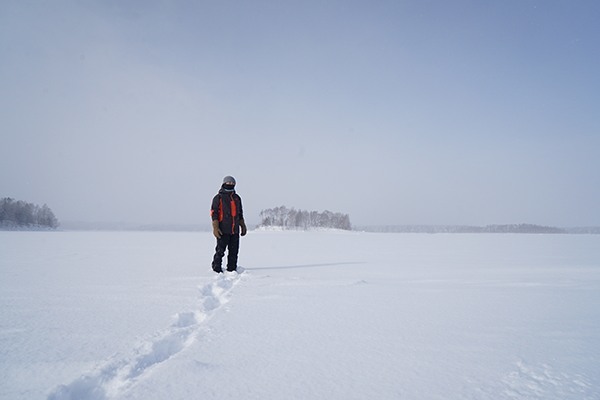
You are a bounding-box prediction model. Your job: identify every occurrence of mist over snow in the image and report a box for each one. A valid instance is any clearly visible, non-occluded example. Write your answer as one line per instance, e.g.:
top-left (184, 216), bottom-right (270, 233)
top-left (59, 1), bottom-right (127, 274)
top-left (1, 1), bottom-right (600, 228)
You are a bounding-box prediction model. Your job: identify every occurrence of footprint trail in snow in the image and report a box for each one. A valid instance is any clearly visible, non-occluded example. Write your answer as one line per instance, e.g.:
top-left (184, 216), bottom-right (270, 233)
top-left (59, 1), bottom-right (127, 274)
top-left (47, 271), bottom-right (245, 400)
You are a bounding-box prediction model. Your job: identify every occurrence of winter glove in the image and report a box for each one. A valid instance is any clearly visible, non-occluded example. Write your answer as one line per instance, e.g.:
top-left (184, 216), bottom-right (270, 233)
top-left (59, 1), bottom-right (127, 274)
top-left (212, 220), bottom-right (222, 239)
top-left (240, 219), bottom-right (247, 236)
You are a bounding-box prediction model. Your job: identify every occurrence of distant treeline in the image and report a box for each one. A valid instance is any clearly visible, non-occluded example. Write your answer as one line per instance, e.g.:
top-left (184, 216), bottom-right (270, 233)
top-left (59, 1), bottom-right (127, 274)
top-left (565, 227), bottom-right (600, 234)
top-left (259, 206), bottom-right (351, 230)
top-left (0, 197), bottom-right (59, 229)
top-left (358, 224), bottom-right (573, 234)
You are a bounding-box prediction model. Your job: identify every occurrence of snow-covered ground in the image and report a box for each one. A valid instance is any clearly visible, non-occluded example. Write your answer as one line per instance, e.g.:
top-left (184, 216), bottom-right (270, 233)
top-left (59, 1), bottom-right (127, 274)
top-left (1, 230), bottom-right (599, 399)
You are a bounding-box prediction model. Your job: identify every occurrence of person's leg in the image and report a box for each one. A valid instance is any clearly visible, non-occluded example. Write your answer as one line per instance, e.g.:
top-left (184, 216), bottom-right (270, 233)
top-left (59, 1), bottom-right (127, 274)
top-left (226, 234), bottom-right (240, 271)
top-left (212, 235), bottom-right (229, 272)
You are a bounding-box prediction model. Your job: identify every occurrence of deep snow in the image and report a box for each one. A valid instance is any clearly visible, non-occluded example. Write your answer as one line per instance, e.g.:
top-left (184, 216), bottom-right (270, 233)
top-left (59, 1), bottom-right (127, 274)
top-left (1, 230), bottom-right (599, 399)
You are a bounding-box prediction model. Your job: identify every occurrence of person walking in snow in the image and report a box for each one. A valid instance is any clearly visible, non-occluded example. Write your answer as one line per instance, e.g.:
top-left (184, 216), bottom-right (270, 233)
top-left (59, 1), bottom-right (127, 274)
top-left (210, 176), bottom-right (247, 273)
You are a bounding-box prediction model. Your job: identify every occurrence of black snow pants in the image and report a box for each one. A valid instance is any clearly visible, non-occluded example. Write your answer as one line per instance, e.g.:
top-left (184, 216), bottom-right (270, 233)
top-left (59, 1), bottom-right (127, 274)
top-left (212, 234), bottom-right (240, 272)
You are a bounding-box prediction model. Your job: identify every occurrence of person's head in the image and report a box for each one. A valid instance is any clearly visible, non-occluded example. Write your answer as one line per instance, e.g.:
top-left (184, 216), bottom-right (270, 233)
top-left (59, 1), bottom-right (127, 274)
top-left (222, 176), bottom-right (236, 191)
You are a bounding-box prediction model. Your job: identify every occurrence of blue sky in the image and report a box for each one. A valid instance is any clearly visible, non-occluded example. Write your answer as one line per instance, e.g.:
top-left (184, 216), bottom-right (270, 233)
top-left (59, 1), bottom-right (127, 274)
top-left (1, 0), bottom-right (599, 227)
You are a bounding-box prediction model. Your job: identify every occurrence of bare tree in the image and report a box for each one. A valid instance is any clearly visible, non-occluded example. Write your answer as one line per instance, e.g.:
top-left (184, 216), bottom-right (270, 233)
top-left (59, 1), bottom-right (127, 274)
top-left (259, 206), bottom-right (351, 230)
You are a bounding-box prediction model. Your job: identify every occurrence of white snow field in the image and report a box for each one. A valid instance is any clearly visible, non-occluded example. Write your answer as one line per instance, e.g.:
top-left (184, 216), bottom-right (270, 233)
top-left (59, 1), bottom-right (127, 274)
top-left (1, 230), bottom-right (599, 399)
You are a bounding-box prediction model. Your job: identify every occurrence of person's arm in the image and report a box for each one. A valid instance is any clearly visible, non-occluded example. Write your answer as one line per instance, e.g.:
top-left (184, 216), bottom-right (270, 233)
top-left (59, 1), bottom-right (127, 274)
top-left (238, 195), bottom-right (247, 236)
top-left (210, 195), bottom-right (222, 238)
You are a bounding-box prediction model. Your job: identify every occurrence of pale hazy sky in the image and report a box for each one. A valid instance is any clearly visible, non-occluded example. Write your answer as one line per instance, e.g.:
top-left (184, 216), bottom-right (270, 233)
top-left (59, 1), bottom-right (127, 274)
top-left (1, 1), bottom-right (599, 227)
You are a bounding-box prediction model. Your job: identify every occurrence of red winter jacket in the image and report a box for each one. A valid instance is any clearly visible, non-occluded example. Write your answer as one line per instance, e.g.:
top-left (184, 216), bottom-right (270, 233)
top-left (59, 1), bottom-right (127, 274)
top-left (211, 188), bottom-right (244, 235)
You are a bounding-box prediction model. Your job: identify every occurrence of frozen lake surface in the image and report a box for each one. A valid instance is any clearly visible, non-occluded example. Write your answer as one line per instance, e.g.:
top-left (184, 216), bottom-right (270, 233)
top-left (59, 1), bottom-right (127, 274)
top-left (1, 230), bottom-right (599, 399)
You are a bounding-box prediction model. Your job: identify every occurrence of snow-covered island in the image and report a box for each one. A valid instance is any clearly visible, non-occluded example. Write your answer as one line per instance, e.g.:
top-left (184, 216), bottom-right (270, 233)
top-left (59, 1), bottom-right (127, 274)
top-left (0, 198), bottom-right (59, 230)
